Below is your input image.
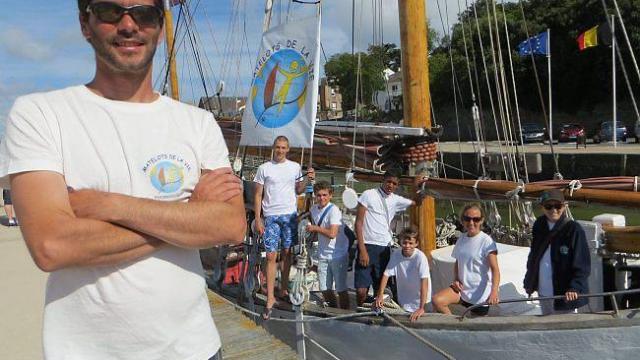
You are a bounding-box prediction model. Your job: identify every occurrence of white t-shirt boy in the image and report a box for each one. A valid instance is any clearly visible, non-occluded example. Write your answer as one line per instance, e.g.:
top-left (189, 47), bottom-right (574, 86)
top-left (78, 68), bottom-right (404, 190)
top-left (384, 248), bottom-right (431, 312)
top-left (451, 231), bottom-right (498, 304)
top-left (310, 203), bottom-right (347, 260)
top-left (0, 85), bottom-right (225, 360)
top-left (358, 188), bottom-right (413, 247)
top-left (253, 159), bottom-right (302, 216)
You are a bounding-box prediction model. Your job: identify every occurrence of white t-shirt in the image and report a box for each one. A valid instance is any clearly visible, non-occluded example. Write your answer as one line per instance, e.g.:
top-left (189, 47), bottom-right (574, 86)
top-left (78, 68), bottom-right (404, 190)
top-left (0, 85), bottom-right (226, 360)
top-left (310, 203), bottom-right (347, 260)
top-left (253, 159), bottom-right (302, 216)
top-left (451, 231), bottom-right (498, 304)
top-left (538, 221), bottom-right (556, 296)
top-left (358, 188), bottom-right (413, 246)
top-left (384, 249), bottom-right (431, 312)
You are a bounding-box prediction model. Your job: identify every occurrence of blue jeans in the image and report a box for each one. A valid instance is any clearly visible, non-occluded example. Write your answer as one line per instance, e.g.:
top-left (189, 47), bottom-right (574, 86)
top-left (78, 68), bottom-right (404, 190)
top-left (317, 256), bottom-right (349, 292)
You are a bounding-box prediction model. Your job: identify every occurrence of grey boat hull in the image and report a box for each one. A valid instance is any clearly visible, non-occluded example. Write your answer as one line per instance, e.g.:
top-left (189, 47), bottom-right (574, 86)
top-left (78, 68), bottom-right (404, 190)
top-left (256, 304), bottom-right (640, 360)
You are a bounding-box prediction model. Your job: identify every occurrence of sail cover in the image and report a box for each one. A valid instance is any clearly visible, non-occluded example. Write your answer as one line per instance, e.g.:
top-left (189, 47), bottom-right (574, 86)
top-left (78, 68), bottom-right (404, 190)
top-left (240, 15), bottom-right (321, 148)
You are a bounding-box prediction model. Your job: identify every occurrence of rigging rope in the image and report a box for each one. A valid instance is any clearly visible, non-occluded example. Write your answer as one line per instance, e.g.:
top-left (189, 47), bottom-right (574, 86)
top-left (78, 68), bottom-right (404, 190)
top-left (611, 0), bottom-right (640, 89)
top-left (516, 0), bottom-right (562, 178)
top-left (499, 0), bottom-right (529, 183)
top-left (381, 313), bottom-right (456, 360)
top-left (600, 0), bottom-right (640, 124)
top-left (435, 0), bottom-right (466, 180)
top-left (471, 1), bottom-right (509, 179)
top-left (485, 1), bottom-right (518, 182)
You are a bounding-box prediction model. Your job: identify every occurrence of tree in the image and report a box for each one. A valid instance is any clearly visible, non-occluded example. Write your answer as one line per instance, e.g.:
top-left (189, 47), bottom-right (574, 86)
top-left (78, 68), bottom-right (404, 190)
top-left (324, 46), bottom-right (389, 111)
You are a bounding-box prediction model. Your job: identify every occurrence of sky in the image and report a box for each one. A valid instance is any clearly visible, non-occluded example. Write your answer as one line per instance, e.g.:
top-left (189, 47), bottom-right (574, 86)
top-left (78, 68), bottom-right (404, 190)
top-left (0, 0), bottom-right (463, 129)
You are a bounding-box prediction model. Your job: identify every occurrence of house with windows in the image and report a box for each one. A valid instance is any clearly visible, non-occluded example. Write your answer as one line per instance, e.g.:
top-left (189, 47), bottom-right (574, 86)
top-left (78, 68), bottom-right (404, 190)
top-left (373, 69), bottom-right (403, 112)
top-left (317, 78), bottom-right (343, 120)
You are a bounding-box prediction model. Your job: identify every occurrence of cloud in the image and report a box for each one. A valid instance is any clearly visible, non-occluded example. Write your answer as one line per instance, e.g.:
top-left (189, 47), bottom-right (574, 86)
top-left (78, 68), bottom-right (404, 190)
top-left (0, 27), bottom-right (54, 61)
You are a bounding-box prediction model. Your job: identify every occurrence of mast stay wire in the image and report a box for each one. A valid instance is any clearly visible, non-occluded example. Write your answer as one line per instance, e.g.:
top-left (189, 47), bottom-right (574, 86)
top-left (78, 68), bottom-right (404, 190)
top-left (182, 2), bottom-right (213, 104)
top-left (435, 0), bottom-right (466, 179)
top-left (600, 0), bottom-right (640, 124)
top-left (350, 0), bottom-right (364, 171)
top-left (488, 0), bottom-right (520, 183)
top-left (516, 0), bottom-right (562, 179)
top-left (471, 1), bottom-right (509, 180)
top-left (611, 0), bottom-right (640, 91)
top-left (460, 0), bottom-right (489, 179)
top-left (499, 0), bottom-right (529, 183)
top-left (485, 0), bottom-right (519, 183)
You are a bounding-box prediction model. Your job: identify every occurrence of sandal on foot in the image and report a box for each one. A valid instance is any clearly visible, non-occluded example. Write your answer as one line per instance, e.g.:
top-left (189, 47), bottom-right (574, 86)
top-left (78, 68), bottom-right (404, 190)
top-left (262, 306), bottom-right (273, 320)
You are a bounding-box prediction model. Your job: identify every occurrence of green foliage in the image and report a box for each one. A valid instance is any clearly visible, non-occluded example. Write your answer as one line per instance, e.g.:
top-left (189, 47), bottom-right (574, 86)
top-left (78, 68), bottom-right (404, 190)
top-left (324, 46), bottom-right (389, 111)
top-left (431, 0), bottom-right (640, 129)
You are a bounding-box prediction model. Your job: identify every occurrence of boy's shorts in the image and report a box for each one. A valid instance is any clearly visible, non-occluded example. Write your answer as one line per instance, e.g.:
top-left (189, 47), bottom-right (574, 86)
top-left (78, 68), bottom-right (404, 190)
top-left (317, 256), bottom-right (349, 292)
top-left (461, 299), bottom-right (490, 316)
top-left (354, 244), bottom-right (390, 293)
top-left (263, 212), bottom-right (298, 253)
top-left (3, 190), bottom-right (12, 205)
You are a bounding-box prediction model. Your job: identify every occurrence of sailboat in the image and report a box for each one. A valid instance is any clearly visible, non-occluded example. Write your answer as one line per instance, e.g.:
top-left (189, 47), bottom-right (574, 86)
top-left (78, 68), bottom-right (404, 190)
top-left (160, 1), bottom-right (640, 359)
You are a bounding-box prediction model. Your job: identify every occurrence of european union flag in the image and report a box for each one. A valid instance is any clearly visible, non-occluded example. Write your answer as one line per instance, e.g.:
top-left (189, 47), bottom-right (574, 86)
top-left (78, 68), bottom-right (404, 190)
top-left (517, 31), bottom-right (549, 56)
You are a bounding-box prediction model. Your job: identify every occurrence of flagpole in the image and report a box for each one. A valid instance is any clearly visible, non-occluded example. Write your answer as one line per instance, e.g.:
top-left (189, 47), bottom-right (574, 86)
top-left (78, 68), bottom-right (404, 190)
top-left (612, 15), bottom-right (617, 147)
top-left (547, 28), bottom-right (553, 144)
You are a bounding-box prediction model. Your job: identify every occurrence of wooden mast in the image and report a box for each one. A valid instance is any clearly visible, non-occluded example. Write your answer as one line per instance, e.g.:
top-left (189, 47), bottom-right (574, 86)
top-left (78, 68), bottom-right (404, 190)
top-left (163, 0), bottom-right (180, 100)
top-left (398, 0), bottom-right (436, 253)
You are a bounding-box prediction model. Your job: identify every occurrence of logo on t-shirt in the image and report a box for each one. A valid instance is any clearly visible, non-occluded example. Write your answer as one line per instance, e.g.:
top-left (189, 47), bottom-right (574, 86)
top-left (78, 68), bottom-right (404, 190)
top-left (143, 154), bottom-right (192, 194)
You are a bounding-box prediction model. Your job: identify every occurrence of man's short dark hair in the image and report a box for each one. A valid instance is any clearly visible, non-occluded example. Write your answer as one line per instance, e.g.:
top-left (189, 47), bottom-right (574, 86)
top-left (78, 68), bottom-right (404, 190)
top-left (383, 168), bottom-right (401, 180)
top-left (313, 181), bottom-right (333, 194)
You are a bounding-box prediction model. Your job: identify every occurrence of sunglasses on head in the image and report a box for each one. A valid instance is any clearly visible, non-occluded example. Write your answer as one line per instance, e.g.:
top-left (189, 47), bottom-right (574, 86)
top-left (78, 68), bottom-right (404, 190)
top-left (462, 216), bottom-right (483, 223)
top-left (86, 2), bottom-right (164, 27)
top-left (543, 203), bottom-right (564, 210)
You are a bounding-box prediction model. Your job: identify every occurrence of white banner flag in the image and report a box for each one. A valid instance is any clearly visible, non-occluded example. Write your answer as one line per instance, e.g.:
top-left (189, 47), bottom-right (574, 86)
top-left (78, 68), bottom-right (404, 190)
top-left (240, 15), bottom-right (321, 148)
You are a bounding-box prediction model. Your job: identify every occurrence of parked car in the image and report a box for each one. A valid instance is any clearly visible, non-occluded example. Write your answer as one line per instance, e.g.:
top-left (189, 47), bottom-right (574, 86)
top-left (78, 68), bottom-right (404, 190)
top-left (593, 121), bottom-right (627, 143)
top-left (557, 124), bottom-right (585, 142)
top-left (635, 121), bottom-right (640, 143)
top-left (520, 123), bottom-right (546, 143)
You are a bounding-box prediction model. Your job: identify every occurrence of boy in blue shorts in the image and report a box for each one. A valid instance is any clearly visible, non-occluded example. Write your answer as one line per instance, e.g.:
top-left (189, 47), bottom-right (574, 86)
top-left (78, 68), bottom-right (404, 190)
top-left (306, 181), bottom-right (350, 309)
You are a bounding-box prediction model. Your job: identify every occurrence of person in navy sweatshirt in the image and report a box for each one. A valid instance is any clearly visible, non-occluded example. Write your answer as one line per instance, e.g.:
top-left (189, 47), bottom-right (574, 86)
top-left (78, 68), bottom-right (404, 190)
top-left (524, 189), bottom-right (590, 315)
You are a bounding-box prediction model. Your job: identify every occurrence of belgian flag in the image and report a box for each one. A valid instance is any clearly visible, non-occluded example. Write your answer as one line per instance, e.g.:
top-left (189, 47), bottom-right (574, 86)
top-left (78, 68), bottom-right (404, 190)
top-left (577, 22), bottom-right (612, 51)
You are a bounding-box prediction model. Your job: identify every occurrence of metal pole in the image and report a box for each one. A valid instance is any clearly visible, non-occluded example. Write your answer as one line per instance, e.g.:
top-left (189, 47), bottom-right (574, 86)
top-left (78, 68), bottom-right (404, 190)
top-left (547, 28), bottom-right (552, 144)
top-left (295, 306), bottom-right (307, 360)
top-left (263, 0), bottom-right (273, 32)
top-left (351, 0), bottom-right (355, 55)
top-left (613, 15), bottom-right (617, 147)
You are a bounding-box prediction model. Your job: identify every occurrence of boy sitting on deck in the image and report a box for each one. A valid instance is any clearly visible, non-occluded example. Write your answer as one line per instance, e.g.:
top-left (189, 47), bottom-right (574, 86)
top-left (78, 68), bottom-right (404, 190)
top-left (375, 227), bottom-right (431, 322)
top-left (306, 181), bottom-right (350, 309)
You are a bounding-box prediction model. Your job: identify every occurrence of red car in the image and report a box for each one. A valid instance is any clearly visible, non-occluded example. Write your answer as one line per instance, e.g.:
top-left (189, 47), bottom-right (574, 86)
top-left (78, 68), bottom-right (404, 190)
top-left (558, 124), bottom-right (585, 142)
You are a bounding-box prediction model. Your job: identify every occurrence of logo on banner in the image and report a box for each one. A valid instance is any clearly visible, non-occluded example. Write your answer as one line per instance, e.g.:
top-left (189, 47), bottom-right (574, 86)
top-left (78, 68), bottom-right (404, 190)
top-left (251, 47), bottom-right (309, 128)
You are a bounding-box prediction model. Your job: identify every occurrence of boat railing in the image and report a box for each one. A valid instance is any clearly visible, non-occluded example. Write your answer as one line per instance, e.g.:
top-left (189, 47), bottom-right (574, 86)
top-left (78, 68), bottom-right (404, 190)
top-left (459, 288), bottom-right (640, 321)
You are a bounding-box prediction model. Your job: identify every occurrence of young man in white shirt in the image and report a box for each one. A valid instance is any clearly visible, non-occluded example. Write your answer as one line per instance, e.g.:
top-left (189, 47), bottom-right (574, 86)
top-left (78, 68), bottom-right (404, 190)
top-left (0, 1), bottom-right (246, 359)
top-left (254, 136), bottom-right (315, 319)
top-left (306, 181), bottom-right (350, 309)
top-left (354, 170), bottom-right (425, 306)
top-left (375, 227), bottom-right (431, 322)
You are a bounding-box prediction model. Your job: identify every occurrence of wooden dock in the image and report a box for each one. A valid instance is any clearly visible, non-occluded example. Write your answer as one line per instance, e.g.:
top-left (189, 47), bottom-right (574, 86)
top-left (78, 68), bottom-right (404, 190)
top-left (0, 220), bottom-right (296, 360)
top-left (208, 291), bottom-right (297, 360)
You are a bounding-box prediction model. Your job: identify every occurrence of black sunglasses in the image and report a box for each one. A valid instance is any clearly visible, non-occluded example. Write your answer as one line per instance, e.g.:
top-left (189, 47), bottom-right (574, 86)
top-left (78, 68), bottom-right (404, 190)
top-left (86, 2), bottom-right (164, 27)
top-left (462, 216), bottom-right (483, 223)
top-left (543, 203), bottom-right (564, 211)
